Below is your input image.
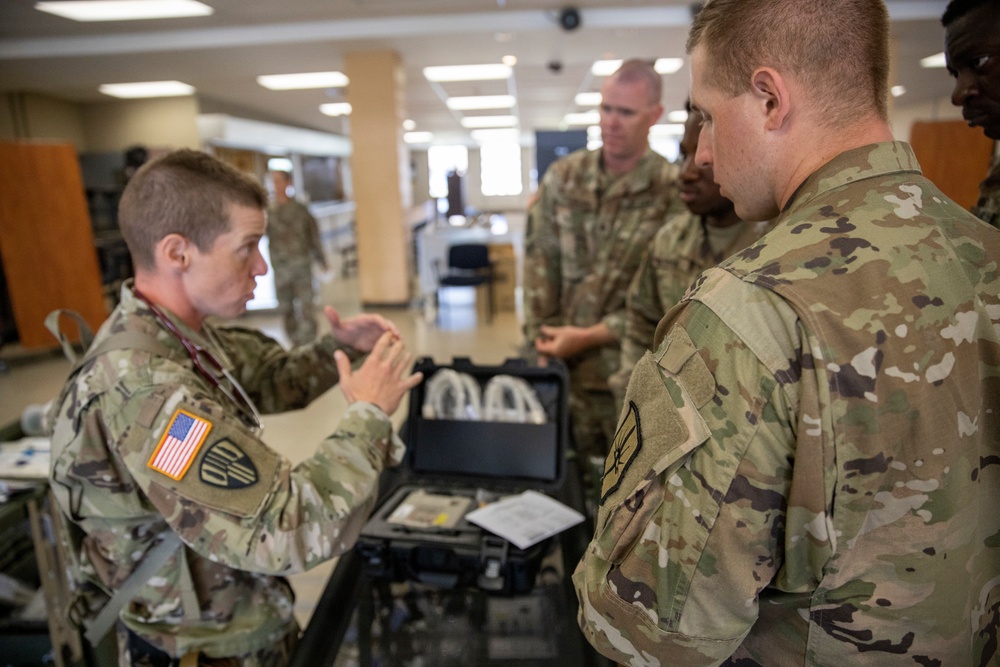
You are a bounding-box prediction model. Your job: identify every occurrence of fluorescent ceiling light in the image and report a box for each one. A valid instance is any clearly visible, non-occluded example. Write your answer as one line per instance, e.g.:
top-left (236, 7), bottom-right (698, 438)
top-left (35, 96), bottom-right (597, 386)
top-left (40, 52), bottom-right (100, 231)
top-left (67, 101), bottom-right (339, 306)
top-left (891, 85), bottom-right (907, 98)
top-left (460, 115), bottom-right (517, 128)
top-left (319, 103), bottom-right (352, 117)
top-left (257, 71), bottom-right (348, 90)
top-left (423, 64), bottom-right (512, 82)
top-left (667, 109), bottom-right (689, 122)
top-left (591, 59), bottom-right (623, 77)
top-left (565, 111), bottom-right (600, 126)
top-left (654, 58), bottom-right (684, 74)
top-left (99, 80), bottom-right (194, 98)
top-left (36, 0), bottom-right (212, 21)
top-left (921, 52), bottom-right (947, 68)
top-left (575, 92), bottom-right (602, 106)
top-left (649, 123), bottom-right (686, 136)
top-left (446, 95), bottom-right (516, 111)
top-left (471, 129), bottom-right (520, 143)
top-left (404, 131), bottom-right (434, 144)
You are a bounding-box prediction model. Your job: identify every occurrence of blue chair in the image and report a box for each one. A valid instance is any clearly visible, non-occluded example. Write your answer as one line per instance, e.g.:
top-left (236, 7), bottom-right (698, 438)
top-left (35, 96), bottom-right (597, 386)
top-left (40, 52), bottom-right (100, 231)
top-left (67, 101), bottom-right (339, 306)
top-left (435, 244), bottom-right (495, 323)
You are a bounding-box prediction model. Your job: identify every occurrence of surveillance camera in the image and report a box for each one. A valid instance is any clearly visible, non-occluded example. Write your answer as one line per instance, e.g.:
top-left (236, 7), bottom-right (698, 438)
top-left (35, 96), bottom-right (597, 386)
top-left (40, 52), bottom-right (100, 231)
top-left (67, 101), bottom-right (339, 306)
top-left (558, 7), bottom-right (581, 32)
top-left (547, 60), bottom-right (564, 74)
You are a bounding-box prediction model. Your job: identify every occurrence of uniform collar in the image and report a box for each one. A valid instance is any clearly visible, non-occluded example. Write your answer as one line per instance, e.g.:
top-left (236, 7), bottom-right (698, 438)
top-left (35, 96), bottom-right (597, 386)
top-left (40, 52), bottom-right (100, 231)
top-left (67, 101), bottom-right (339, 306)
top-left (783, 141), bottom-right (923, 216)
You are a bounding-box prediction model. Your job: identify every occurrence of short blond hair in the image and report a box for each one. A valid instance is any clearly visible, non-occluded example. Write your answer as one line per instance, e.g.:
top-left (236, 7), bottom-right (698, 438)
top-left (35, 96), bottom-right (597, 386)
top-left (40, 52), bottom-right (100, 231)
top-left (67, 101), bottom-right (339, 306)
top-left (609, 58), bottom-right (663, 106)
top-left (687, 0), bottom-right (890, 127)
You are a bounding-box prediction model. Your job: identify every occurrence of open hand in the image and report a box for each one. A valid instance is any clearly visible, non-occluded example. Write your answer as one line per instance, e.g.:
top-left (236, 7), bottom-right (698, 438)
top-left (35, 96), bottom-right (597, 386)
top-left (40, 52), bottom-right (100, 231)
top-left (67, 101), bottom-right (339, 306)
top-left (325, 306), bottom-right (400, 353)
top-left (334, 332), bottom-right (423, 415)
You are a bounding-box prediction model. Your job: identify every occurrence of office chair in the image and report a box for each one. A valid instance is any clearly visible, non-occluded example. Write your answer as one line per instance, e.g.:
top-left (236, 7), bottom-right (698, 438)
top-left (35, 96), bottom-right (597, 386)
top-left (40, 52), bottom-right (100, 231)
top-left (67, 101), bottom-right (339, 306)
top-left (434, 243), bottom-right (495, 323)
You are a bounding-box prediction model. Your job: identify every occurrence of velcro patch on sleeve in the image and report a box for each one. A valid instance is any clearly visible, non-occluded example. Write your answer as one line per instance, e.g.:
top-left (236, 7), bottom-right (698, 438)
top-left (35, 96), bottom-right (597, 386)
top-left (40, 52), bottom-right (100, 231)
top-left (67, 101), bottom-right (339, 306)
top-left (148, 409), bottom-right (212, 480)
top-left (601, 401), bottom-right (642, 504)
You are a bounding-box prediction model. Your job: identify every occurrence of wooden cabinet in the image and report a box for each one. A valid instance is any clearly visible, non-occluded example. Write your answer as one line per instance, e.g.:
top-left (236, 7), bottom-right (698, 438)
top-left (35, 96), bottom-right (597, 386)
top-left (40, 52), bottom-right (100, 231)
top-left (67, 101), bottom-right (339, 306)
top-left (910, 120), bottom-right (996, 211)
top-left (0, 141), bottom-right (107, 349)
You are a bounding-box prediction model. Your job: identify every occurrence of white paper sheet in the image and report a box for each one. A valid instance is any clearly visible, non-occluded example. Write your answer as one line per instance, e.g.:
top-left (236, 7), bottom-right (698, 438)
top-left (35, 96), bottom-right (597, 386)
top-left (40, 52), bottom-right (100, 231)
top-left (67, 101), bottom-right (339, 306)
top-left (464, 490), bottom-right (585, 549)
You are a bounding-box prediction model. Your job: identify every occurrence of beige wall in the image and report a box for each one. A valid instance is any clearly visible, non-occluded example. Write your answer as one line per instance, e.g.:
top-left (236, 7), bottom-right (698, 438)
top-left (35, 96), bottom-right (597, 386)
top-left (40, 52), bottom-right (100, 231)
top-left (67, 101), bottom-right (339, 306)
top-left (82, 96), bottom-right (201, 152)
top-left (0, 92), bottom-right (87, 149)
top-left (890, 95), bottom-right (963, 142)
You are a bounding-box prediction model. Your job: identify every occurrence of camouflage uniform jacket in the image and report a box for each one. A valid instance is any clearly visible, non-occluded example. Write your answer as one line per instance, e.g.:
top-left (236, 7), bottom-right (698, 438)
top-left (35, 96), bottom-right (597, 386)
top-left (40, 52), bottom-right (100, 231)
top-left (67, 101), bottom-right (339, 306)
top-left (574, 141), bottom-right (1000, 666)
top-left (49, 281), bottom-right (403, 658)
top-left (524, 147), bottom-right (680, 390)
top-left (971, 156), bottom-right (1000, 229)
top-left (267, 200), bottom-right (327, 284)
top-left (610, 211), bottom-right (771, 408)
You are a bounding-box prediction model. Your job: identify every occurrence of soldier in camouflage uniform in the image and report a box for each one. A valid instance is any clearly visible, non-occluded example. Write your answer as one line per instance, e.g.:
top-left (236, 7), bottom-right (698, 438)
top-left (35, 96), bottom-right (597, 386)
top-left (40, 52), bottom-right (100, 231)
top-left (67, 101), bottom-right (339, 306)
top-left (574, 1), bottom-right (1000, 665)
top-left (943, 0), bottom-right (1000, 230)
top-left (608, 107), bottom-right (771, 411)
top-left (49, 150), bottom-right (423, 666)
top-left (267, 170), bottom-right (329, 346)
top-left (523, 59), bottom-right (680, 467)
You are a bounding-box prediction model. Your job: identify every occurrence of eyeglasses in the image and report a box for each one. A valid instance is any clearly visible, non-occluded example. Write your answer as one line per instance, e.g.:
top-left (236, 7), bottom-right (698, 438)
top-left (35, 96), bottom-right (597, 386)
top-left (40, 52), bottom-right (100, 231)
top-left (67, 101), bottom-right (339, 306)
top-left (133, 287), bottom-right (263, 434)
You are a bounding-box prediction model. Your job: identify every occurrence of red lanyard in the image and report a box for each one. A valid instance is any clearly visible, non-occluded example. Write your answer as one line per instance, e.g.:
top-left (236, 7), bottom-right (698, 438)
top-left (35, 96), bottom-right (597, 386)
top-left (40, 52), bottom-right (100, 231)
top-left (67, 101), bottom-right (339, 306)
top-left (132, 286), bottom-right (263, 433)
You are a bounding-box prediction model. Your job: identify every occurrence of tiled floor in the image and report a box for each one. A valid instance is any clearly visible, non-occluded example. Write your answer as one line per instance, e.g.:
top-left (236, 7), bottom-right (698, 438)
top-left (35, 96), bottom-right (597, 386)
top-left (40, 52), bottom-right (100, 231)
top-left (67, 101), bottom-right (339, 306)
top-left (0, 271), bottom-right (525, 628)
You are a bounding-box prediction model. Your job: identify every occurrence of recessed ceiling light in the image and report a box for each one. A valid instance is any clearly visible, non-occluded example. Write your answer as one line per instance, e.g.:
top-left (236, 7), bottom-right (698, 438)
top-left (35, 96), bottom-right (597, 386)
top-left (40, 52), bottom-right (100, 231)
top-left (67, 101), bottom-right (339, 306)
top-left (36, 0), bottom-right (213, 22)
top-left (667, 109), bottom-right (689, 122)
top-left (319, 103), bottom-right (352, 117)
top-left (591, 59), bottom-right (623, 77)
top-left (403, 119), bottom-right (416, 131)
top-left (891, 85), bottom-right (907, 97)
top-left (649, 124), bottom-right (686, 136)
top-left (98, 80), bottom-right (195, 98)
top-left (460, 115), bottom-right (518, 128)
top-left (565, 111), bottom-right (600, 126)
top-left (423, 64), bottom-right (512, 82)
top-left (654, 58), bottom-right (684, 74)
top-left (921, 52), bottom-right (947, 68)
top-left (257, 72), bottom-right (348, 90)
top-left (446, 95), bottom-right (516, 111)
top-left (587, 126), bottom-right (602, 138)
top-left (575, 92), bottom-right (602, 106)
top-left (502, 55), bottom-right (517, 67)
top-left (404, 131), bottom-right (434, 144)
top-left (471, 129), bottom-right (520, 143)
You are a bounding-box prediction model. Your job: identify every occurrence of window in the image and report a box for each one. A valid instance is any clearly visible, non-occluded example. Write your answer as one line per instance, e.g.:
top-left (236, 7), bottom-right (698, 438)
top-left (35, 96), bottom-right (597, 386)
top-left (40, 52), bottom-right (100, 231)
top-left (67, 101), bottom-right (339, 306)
top-left (428, 145), bottom-right (469, 199)
top-left (479, 142), bottom-right (522, 197)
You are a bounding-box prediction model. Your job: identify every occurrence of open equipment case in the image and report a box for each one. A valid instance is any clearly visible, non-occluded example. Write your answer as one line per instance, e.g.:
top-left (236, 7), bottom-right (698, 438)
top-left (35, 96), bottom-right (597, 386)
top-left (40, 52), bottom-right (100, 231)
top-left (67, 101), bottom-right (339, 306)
top-left (355, 356), bottom-right (570, 595)
top-left (287, 357), bottom-right (612, 667)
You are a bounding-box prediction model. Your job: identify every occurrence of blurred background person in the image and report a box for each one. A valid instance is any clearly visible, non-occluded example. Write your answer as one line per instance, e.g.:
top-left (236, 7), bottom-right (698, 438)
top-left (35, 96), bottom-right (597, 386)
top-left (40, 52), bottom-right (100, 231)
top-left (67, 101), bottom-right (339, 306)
top-left (268, 170), bottom-right (329, 346)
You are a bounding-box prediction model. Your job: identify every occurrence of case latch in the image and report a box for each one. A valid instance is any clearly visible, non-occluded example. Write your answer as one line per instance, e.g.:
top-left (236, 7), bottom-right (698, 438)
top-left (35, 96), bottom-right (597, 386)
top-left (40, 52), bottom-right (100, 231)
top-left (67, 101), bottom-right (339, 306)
top-left (477, 535), bottom-right (510, 591)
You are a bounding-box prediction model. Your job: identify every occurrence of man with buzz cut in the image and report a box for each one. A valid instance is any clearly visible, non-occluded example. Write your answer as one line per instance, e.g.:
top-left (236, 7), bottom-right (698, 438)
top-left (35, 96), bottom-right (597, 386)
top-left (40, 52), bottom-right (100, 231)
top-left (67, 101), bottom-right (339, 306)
top-left (574, 0), bottom-right (1000, 664)
top-left (523, 58), bottom-right (680, 488)
top-left (48, 149), bottom-right (423, 666)
top-left (943, 0), bottom-right (1000, 229)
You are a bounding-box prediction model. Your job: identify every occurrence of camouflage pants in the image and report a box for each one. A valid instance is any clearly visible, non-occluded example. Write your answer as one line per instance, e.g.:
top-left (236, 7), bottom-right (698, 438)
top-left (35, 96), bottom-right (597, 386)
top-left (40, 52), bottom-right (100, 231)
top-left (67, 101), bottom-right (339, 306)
top-left (117, 624), bottom-right (300, 667)
top-left (275, 271), bottom-right (318, 347)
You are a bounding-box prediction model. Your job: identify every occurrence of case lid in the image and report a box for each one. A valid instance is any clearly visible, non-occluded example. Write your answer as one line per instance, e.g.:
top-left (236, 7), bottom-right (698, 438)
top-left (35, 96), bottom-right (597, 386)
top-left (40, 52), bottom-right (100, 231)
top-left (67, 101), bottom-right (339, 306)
top-left (403, 357), bottom-right (569, 491)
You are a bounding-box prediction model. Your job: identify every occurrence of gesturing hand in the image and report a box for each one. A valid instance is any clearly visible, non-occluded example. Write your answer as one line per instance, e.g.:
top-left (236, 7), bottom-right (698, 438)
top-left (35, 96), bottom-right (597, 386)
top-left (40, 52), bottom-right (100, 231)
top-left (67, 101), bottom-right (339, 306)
top-left (325, 306), bottom-right (401, 353)
top-left (334, 332), bottom-right (424, 416)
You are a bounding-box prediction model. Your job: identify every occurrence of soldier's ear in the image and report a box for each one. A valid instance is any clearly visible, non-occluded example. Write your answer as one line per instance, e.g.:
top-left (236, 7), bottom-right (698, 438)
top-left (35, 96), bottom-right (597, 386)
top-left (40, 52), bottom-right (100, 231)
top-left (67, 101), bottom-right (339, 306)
top-left (750, 66), bottom-right (791, 132)
top-left (157, 233), bottom-right (192, 273)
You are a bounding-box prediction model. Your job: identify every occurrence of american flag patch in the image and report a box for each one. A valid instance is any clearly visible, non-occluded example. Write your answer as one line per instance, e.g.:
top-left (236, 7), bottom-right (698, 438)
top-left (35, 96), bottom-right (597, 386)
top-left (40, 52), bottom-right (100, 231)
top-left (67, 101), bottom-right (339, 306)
top-left (148, 410), bottom-right (212, 480)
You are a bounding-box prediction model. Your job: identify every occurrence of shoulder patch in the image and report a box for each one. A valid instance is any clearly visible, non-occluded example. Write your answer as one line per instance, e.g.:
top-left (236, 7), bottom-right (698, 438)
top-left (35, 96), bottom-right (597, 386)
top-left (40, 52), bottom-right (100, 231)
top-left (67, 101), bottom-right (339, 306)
top-left (148, 409), bottom-right (212, 480)
top-left (199, 438), bottom-right (259, 489)
top-left (601, 401), bottom-right (642, 504)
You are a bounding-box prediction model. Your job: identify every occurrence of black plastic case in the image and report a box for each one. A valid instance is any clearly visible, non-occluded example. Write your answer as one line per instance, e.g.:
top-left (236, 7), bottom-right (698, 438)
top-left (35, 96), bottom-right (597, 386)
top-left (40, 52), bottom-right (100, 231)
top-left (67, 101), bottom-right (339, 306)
top-left (355, 356), bottom-right (570, 595)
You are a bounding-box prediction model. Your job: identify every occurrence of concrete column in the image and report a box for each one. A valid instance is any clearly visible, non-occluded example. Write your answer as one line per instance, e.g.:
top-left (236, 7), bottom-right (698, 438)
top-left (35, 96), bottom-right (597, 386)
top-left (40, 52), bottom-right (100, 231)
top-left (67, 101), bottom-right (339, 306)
top-left (345, 50), bottom-right (412, 306)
